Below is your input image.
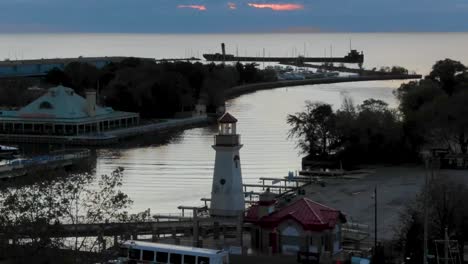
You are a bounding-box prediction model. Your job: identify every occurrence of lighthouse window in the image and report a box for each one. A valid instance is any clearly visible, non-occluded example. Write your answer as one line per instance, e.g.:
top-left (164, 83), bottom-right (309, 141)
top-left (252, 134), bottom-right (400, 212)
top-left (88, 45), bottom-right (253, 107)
top-left (220, 179), bottom-right (226, 185)
top-left (233, 155), bottom-right (240, 168)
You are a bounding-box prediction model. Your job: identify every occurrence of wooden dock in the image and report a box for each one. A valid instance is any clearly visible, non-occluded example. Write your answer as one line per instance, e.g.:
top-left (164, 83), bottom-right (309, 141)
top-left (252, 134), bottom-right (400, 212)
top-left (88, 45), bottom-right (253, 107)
top-left (0, 149), bottom-right (90, 179)
top-left (7, 213), bottom-right (244, 250)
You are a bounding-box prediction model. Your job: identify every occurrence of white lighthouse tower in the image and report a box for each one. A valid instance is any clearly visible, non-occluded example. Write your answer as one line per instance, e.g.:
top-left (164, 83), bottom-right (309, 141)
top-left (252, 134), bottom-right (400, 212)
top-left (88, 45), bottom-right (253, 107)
top-left (210, 112), bottom-right (245, 217)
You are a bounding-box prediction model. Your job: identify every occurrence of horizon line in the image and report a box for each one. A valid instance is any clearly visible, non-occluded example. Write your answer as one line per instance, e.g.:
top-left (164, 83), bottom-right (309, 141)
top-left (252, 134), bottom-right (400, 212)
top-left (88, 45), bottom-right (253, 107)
top-left (1, 31), bottom-right (468, 35)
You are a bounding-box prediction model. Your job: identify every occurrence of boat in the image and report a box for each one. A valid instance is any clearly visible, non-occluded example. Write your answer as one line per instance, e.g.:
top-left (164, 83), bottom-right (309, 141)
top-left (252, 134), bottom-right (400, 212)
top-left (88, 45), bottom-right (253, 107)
top-left (278, 71), bottom-right (305, 80)
top-left (0, 145), bottom-right (19, 159)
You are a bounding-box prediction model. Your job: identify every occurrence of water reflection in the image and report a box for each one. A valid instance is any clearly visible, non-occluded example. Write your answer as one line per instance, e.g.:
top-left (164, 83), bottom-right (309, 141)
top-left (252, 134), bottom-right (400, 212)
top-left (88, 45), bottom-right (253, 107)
top-left (95, 82), bottom-right (400, 213)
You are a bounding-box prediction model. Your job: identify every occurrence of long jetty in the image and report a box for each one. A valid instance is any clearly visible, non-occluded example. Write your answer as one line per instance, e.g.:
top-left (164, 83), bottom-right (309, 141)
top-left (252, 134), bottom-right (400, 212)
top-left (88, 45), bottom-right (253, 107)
top-left (225, 74), bottom-right (422, 99)
top-left (280, 62), bottom-right (411, 76)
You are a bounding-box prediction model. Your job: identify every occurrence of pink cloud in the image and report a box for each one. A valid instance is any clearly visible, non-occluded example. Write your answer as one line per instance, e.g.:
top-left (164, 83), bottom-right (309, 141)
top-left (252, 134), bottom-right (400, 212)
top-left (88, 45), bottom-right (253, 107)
top-left (247, 3), bottom-right (304, 11)
top-left (177, 5), bottom-right (207, 11)
top-left (228, 2), bottom-right (237, 9)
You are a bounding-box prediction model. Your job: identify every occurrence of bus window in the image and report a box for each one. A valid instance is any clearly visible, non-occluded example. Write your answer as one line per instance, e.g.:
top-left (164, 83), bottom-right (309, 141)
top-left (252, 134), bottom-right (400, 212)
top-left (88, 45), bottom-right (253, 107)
top-left (197, 256), bottom-right (210, 264)
top-left (142, 250), bottom-right (155, 261)
top-left (129, 249), bottom-right (141, 260)
top-left (156, 252), bottom-right (169, 263)
top-left (169, 253), bottom-right (182, 264)
top-left (118, 247), bottom-right (128, 258)
top-left (183, 255), bottom-right (196, 264)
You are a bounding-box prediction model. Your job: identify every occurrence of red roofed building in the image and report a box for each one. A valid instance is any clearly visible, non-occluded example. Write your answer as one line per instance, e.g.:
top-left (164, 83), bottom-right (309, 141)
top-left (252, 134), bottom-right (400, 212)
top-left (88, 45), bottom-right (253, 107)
top-left (245, 194), bottom-right (346, 258)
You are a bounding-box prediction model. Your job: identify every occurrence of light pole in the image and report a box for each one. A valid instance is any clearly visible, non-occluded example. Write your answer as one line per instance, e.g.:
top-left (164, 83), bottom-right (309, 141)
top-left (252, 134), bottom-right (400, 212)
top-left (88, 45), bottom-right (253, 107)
top-left (423, 156), bottom-right (431, 264)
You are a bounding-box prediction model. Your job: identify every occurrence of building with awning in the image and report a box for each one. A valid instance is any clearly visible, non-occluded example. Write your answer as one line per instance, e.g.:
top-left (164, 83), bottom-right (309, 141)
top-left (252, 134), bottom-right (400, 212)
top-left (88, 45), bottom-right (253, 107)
top-left (0, 85), bottom-right (139, 136)
top-left (245, 194), bottom-right (346, 259)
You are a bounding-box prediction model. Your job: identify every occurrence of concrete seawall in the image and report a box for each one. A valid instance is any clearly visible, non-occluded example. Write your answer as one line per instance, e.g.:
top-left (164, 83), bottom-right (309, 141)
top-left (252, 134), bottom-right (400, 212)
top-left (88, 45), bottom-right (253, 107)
top-left (108, 116), bottom-right (213, 138)
top-left (225, 74), bottom-right (422, 99)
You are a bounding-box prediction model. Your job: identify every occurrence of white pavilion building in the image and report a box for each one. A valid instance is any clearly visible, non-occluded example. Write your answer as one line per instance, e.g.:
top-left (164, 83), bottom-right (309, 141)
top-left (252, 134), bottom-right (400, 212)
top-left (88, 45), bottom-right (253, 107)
top-left (0, 85), bottom-right (139, 136)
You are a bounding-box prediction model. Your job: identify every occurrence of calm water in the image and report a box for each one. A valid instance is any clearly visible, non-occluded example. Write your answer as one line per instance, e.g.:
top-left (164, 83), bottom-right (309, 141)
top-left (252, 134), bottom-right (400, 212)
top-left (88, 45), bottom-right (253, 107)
top-left (1, 33), bottom-right (468, 213)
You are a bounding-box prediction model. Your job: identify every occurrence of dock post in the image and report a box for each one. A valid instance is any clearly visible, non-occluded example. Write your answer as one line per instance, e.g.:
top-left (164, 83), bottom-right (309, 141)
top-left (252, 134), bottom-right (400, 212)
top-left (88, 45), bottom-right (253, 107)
top-left (152, 228), bottom-right (159, 242)
top-left (192, 216), bottom-right (199, 247)
top-left (213, 221), bottom-right (220, 240)
top-left (114, 235), bottom-right (118, 248)
top-left (237, 214), bottom-right (243, 248)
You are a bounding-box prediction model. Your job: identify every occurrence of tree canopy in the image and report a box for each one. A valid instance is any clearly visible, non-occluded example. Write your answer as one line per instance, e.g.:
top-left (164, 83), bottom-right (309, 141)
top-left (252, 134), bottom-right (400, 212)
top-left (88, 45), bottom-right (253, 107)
top-left (0, 168), bottom-right (146, 263)
top-left (287, 98), bottom-right (411, 167)
top-left (43, 59), bottom-right (276, 118)
top-left (395, 58), bottom-right (468, 154)
top-left (287, 102), bottom-right (339, 158)
top-left (395, 176), bottom-right (468, 264)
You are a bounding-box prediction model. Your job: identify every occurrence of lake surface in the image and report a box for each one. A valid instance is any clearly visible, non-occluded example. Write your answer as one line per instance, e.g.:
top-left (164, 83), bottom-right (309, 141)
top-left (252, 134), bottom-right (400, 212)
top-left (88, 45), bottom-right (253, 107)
top-left (1, 33), bottom-right (468, 215)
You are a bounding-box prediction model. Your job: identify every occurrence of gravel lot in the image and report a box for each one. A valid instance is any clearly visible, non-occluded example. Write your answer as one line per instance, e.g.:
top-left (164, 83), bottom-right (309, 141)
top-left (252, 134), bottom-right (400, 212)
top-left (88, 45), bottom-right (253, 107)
top-left (304, 166), bottom-right (467, 240)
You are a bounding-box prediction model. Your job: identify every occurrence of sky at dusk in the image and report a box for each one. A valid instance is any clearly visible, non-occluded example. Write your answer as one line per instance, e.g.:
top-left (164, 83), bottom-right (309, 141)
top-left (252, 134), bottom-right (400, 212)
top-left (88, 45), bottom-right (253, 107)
top-left (1, 0), bottom-right (468, 33)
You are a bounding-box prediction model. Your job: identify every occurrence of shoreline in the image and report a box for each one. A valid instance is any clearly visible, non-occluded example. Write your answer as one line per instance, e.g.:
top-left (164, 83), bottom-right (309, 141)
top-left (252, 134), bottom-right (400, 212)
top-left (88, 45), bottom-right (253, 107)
top-left (225, 74), bottom-right (421, 99)
top-left (0, 75), bottom-right (420, 146)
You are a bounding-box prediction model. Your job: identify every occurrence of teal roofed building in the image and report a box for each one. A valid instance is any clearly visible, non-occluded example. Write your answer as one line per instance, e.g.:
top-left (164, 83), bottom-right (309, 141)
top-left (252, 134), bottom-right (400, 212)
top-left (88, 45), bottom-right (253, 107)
top-left (0, 85), bottom-right (139, 137)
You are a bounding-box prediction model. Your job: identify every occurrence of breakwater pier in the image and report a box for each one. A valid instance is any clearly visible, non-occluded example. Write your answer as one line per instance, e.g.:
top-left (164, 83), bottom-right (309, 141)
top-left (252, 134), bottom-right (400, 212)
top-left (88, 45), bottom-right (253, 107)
top-left (225, 74), bottom-right (422, 99)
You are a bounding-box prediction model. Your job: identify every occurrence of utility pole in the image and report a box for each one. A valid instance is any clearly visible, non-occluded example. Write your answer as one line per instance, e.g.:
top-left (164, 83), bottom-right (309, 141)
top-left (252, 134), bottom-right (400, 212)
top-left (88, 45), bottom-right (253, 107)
top-left (444, 227), bottom-right (449, 264)
top-left (374, 186), bottom-right (377, 250)
top-left (423, 157), bottom-right (430, 264)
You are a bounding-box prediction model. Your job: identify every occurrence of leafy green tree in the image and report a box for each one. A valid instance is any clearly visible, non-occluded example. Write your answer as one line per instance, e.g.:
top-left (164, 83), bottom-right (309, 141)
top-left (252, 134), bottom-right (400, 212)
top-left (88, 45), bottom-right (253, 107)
top-left (64, 62), bottom-right (100, 95)
top-left (416, 91), bottom-right (468, 153)
top-left (42, 59), bottom-right (281, 118)
top-left (287, 98), bottom-right (411, 166)
top-left (395, 60), bottom-right (468, 154)
top-left (44, 67), bottom-right (71, 86)
top-left (287, 101), bottom-right (339, 157)
top-left (391, 66), bottom-right (409, 75)
top-left (0, 168), bottom-right (136, 263)
top-left (428, 59), bottom-right (466, 95)
top-left (335, 98), bottom-right (409, 165)
top-left (359, 98), bottom-right (390, 113)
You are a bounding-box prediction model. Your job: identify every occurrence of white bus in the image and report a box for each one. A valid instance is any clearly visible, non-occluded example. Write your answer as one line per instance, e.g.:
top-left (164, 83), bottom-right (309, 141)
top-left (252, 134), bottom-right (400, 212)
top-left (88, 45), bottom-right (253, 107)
top-left (116, 241), bottom-right (230, 264)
